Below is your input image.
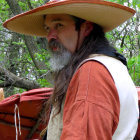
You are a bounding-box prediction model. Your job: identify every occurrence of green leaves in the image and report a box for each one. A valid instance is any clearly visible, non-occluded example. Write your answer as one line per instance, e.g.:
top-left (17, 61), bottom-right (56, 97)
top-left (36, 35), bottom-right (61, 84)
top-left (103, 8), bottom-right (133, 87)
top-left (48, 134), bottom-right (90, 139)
top-left (132, 0), bottom-right (140, 9)
top-left (127, 54), bottom-right (140, 85)
top-left (37, 78), bottom-right (52, 87)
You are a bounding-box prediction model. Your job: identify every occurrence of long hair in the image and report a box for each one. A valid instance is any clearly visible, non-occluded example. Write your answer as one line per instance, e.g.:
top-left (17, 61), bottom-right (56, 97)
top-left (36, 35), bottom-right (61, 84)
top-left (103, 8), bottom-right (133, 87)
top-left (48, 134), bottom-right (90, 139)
top-left (43, 19), bottom-right (126, 120)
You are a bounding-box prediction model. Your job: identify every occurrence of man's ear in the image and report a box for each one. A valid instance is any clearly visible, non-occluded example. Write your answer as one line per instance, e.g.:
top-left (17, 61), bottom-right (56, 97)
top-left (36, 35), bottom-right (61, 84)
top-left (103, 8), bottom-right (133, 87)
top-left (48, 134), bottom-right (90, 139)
top-left (83, 21), bottom-right (93, 37)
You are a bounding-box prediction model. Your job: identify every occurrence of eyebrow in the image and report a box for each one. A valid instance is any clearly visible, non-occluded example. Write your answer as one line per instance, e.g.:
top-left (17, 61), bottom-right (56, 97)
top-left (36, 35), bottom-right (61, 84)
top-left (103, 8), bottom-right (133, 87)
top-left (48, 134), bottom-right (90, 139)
top-left (44, 18), bottom-right (63, 28)
top-left (51, 18), bottom-right (63, 22)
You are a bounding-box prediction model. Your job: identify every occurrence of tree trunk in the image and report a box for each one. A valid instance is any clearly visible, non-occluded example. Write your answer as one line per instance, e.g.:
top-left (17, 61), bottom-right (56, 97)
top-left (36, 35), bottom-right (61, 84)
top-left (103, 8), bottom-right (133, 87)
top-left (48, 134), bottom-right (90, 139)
top-left (5, 32), bottom-right (20, 96)
top-left (5, 0), bottom-right (22, 15)
top-left (0, 65), bottom-right (40, 90)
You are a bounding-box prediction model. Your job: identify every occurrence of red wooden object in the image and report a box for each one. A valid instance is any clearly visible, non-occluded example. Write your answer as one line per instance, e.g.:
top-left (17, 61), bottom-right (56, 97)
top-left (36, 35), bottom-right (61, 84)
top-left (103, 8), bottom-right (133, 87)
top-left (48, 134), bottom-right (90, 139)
top-left (0, 88), bottom-right (52, 140)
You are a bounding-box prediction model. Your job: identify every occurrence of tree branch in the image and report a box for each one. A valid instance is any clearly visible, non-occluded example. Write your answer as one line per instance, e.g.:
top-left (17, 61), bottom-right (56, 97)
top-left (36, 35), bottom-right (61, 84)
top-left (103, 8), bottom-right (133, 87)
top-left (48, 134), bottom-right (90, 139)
top-left (0, 66), bottom-right (40, 90)
top-left (27, 0), bottom-right (34, 9)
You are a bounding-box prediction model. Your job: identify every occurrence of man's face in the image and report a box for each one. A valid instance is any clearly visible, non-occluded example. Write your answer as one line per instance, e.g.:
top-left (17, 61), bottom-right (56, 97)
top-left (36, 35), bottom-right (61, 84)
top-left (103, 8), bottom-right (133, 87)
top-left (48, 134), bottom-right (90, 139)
top-left (44, 14), bottom-right (93, 71)
top-left (44, 14), bottom-right (80, 71)
top-left (44, 14), bottom-right (79, 53)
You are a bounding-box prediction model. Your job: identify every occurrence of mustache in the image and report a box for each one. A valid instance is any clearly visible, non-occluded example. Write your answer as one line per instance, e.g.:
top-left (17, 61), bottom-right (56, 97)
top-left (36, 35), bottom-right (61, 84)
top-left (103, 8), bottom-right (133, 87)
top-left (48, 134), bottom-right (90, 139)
top-left (48, 39), bottom-right (64, 51)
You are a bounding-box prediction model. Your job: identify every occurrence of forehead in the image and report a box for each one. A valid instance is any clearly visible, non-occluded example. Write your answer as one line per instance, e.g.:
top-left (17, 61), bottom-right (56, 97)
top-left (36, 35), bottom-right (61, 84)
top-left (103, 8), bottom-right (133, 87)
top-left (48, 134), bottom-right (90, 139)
top-left (44, 14), bottom-right (74, 25)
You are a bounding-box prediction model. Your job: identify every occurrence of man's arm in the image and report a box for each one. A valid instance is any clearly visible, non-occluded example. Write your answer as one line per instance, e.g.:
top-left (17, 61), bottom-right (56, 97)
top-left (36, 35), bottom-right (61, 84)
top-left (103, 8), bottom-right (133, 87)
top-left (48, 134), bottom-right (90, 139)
top-left (61, 61), bottom-right (120, 140)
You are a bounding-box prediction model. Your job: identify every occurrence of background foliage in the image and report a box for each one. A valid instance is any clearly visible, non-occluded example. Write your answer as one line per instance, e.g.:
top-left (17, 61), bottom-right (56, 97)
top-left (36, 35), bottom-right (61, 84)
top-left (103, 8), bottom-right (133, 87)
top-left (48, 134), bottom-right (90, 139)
top-left (0, 0), bottom-right (140, 97)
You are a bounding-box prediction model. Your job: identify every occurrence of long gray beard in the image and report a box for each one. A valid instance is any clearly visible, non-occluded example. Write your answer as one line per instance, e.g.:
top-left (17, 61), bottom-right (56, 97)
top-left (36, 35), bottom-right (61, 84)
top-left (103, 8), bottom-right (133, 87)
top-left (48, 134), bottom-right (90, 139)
top-left (49, 50), bottom-right (71, 72)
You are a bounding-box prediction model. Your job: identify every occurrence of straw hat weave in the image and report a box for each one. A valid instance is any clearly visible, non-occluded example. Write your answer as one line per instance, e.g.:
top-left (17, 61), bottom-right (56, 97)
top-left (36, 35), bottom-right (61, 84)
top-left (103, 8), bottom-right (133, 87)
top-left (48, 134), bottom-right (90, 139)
top-left (3, 0), bottom-right (135, 37)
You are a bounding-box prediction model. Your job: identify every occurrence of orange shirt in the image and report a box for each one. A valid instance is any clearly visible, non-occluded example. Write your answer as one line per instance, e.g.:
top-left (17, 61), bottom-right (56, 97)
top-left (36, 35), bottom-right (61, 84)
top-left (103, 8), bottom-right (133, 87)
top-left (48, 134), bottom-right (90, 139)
top-left (61, 61), bottom-right (120, 140)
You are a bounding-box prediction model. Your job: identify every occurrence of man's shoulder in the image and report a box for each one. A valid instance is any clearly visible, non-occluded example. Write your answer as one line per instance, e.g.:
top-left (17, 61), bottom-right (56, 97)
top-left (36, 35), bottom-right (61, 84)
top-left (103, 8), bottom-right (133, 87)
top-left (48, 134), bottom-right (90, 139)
top-left (76, 55), bottom-right (115, 74)
top-left (74, 59), bottom-right (113, 81)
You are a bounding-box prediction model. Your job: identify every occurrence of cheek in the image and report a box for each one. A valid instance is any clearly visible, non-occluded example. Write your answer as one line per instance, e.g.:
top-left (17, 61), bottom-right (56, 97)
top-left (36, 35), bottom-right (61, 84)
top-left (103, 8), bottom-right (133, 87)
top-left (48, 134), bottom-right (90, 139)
top-left (57, 25), bottom-right (78, 52)
top-left (63, 33), bottom-right (78, 52)
top-left (67, 29), bottom-right (78, 41)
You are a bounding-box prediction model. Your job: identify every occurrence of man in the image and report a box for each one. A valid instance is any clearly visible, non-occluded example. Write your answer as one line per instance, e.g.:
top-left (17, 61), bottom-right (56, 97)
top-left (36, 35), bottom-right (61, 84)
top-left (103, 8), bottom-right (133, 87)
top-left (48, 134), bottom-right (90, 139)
top-left (3, 0), bottom-right (139, 139)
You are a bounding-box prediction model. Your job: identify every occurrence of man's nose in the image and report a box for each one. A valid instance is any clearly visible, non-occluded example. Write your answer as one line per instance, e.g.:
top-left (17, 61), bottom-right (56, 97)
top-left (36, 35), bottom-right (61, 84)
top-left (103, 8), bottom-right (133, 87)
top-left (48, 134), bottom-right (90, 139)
top-left (47, 29), bottom-right (57, 42)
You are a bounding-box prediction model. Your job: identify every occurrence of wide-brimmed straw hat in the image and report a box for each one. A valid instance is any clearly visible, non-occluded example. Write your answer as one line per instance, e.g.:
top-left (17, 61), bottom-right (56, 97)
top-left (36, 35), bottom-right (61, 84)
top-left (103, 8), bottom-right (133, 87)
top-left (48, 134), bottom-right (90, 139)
top-left (3, 0), bottom-right (135, 37)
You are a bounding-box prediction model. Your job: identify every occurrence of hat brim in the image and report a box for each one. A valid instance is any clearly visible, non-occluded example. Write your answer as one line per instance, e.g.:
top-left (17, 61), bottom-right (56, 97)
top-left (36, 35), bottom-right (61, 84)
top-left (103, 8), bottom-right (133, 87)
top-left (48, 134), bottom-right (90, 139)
top-left (3, 0), bottom-right (135, 37)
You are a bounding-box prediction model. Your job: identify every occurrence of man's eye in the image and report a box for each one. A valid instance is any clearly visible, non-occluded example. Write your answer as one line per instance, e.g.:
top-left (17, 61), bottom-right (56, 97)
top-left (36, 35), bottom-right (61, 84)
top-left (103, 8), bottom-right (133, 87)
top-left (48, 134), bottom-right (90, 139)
top-left (44, 26), bottom-right (50, 33)
top-left (56, 23), bottom-right (63, 29)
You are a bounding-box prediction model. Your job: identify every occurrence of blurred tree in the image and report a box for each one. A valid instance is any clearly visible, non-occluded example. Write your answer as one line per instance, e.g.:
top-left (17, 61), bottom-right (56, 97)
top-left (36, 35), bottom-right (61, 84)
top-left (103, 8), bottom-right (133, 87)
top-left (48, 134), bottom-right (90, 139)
top-left (0, 0), bottom-right (52, 97)
top-left (106, 0), bottom-right (140, 86)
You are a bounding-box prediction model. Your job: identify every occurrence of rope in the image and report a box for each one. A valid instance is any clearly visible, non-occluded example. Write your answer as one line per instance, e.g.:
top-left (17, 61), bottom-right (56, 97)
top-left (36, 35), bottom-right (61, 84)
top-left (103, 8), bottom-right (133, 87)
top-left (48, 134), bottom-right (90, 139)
top-left (14, 104), bottom-right (21, 140)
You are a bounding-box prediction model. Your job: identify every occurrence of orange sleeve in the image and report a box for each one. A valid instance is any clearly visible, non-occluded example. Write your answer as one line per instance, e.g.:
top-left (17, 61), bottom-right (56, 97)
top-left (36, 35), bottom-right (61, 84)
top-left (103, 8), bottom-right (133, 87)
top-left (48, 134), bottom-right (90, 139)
top-left (60, 61), bottom-right (120, 140)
